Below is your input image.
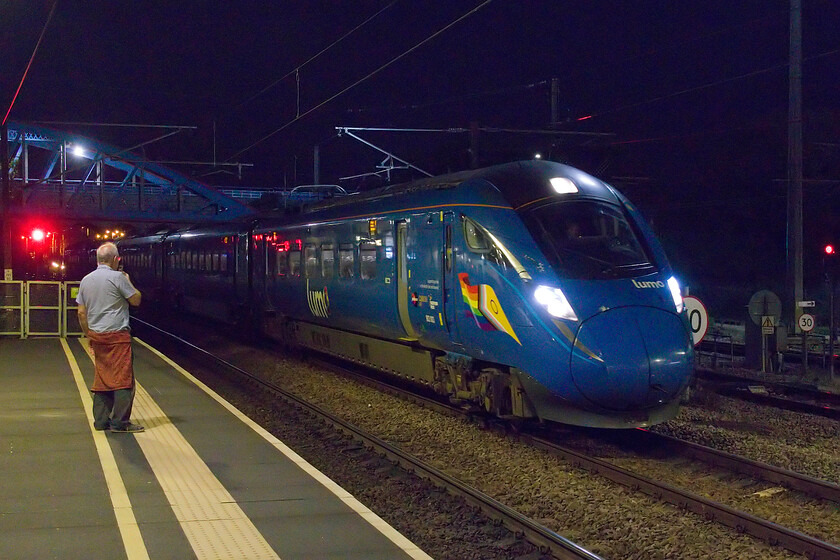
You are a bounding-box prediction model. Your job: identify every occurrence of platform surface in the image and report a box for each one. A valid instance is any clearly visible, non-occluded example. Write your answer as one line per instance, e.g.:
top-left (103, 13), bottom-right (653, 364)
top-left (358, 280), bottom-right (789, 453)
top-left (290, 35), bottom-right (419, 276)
top-left (0, 337), bottom-right (431, 560)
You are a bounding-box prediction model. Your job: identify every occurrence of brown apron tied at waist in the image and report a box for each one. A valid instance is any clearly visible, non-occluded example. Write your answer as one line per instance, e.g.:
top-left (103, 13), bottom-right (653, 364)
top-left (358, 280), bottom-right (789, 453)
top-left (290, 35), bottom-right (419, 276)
top-left (87, 330), bottom-right (134, 391)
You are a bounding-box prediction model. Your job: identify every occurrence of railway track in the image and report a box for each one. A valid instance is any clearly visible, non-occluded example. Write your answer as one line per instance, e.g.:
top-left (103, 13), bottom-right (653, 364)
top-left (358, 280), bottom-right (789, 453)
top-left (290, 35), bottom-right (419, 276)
top-left (133, 314), bottom-right (840, 558)
top-left (132, 317), bottom-right (605, 560)
top-left (304, 357), bottom-right (840, 560)
top-left (697, 368), bottom-right (840, 421)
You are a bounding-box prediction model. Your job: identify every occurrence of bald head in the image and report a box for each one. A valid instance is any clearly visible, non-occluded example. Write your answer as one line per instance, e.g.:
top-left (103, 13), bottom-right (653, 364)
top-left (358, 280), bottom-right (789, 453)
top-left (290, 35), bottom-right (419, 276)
top-left (96, 242), bottom-right (119, 265)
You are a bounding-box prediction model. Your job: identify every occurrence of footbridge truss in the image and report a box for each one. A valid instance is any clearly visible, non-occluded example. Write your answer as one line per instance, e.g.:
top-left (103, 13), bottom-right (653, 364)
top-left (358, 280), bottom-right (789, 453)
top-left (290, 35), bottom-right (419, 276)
top-left (1, 121), bottom-right (255, 224)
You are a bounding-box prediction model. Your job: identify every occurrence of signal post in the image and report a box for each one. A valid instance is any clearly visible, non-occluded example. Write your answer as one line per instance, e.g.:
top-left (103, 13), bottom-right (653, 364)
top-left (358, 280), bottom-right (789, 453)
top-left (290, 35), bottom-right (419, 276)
top-left (826, 245), bottom-right (836, 381)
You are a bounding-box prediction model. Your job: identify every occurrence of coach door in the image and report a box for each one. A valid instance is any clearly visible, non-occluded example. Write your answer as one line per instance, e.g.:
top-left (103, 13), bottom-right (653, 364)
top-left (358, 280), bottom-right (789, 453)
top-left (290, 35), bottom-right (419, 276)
top-left (396, 213), bottom-right (455, 346)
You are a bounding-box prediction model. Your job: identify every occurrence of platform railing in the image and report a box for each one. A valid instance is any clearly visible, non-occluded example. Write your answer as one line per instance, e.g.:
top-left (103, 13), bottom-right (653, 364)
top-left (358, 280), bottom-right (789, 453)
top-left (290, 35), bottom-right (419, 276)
top-left (0, 281), bottom-right (83, 338)
top-left (0, 281), bottom-right (25, 338)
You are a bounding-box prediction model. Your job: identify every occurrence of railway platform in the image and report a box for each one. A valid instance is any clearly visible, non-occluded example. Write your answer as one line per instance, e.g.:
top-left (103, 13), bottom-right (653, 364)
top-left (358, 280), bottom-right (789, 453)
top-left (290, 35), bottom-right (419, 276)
top-left (0, 336), bottom-right (431, 560)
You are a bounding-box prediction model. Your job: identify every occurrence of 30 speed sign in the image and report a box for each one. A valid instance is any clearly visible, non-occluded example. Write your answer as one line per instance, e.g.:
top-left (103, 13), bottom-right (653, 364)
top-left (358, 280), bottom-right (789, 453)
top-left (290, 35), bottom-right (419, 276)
top-left (798, 313), bottom-right (815, 332)
top-left (683, 296), bottom-right (708, 346)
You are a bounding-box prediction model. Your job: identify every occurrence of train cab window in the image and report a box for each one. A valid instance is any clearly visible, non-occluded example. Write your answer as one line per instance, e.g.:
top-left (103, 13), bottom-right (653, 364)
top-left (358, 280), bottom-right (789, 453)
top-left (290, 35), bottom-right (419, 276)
top-left (289, 249), bottom-right (301, 277)
top-left (524, 200), bottom-right (654, 279)
top-left (304, 245), bottom-right (318, 278)
top-left (359, 243), bottom-right (377, 279)
top-left (339, 244), bottom-right (355, 278)
top-left (321, 244), bottom-right (334, 278)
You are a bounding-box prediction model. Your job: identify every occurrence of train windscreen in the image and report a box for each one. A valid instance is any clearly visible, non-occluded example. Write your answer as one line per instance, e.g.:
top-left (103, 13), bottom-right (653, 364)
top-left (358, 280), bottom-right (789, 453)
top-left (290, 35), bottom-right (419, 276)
top-left (524, 200), bottom-right (655, 279)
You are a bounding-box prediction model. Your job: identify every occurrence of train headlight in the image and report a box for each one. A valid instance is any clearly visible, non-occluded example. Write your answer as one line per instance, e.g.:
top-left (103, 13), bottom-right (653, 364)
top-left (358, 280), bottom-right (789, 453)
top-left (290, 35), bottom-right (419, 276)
top-left (535, 285), bottom-right (578, 321)
top-left (667, 276), bottom-right (684, 313)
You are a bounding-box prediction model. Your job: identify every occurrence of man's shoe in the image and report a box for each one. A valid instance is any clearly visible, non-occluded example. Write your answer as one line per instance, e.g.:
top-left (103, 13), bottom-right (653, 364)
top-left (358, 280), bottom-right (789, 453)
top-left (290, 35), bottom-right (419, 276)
top-left (110, 423), bottom-right (145, 433)
top-left (94, 421), bottom-right (111, 431)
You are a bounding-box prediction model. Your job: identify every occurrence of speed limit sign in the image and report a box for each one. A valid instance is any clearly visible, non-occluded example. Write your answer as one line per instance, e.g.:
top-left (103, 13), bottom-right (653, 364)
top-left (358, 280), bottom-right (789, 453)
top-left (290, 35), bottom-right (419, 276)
top-left (798, 313), bottom-right (815, 332)
top-left (683, 296), bottom-right (708, 346)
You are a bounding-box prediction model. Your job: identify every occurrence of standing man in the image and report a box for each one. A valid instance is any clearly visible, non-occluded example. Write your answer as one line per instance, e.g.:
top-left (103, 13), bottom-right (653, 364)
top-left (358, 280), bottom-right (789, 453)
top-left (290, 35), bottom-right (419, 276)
top-left (76, 242), bottom-right (144, 433)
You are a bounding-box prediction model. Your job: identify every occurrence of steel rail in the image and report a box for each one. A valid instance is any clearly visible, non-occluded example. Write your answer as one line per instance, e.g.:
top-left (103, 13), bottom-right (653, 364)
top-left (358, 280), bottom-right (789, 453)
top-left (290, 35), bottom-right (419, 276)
top-left (515, 430), bottom-right (840, 560)
top-left (132, 318), bottom-right (604, 560)
top-left (696, 368), bottom-right (840, 420)
top-left (309, 355), bottom-right (840, 560)
top-left (635, 429), bottom-right (840, 503)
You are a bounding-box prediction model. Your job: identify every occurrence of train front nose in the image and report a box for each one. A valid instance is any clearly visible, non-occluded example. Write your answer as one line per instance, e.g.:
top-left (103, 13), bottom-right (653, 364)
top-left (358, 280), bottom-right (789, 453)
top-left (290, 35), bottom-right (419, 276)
top-left (569, 307), bottom-right (692, 410)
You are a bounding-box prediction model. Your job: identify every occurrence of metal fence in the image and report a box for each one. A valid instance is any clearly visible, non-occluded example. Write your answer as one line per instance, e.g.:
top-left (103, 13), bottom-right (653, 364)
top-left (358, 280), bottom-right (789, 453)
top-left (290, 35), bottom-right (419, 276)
top-left (0, 281), bottom-right (84, 338)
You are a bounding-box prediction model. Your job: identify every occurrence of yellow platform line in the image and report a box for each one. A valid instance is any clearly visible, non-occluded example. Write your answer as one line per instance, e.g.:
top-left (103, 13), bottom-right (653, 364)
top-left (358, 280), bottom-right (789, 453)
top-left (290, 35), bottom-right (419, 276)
top-left (136, 337), bottom-right (434, 560)
top-left (60, 338), bottom-right (150, 560)
top-left (77, 338), bottom-right (281, 560)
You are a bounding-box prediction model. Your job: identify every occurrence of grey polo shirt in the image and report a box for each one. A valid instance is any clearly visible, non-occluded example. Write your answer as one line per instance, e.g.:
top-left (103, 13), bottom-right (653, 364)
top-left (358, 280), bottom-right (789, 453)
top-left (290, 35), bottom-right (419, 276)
top-left (76, 264), bottom-right (137, 333)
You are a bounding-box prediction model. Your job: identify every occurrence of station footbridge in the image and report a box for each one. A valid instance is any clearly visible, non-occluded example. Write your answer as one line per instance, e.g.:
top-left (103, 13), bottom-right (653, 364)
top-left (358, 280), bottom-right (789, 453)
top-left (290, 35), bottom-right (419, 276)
top-left (1, 121), bottom-right (261, 280)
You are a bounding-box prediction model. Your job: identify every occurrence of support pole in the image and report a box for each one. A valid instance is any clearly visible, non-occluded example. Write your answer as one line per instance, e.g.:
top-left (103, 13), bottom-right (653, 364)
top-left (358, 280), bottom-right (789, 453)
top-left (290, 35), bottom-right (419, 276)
top-left (313, 144), bottom-right (320, 185)
top-left (1, 124), bottom-right (12, 276)
top-left (830, 272), bottom-right (836, 381)
top-left (786, 0), bottom-right (804, 331)
top-left (550, 77), bottom-right (560, 128)
top-left (469, 121), bottom-right (480, 169)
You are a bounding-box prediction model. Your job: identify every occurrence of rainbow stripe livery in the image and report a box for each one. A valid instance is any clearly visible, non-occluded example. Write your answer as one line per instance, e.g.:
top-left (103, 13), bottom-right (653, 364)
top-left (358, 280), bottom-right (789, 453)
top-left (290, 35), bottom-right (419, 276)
top-left (459, 273), bottom-right (521, 345)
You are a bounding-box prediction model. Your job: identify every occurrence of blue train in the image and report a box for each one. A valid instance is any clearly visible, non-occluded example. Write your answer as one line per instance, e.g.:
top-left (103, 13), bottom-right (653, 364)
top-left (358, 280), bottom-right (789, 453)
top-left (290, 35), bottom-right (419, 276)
top-left (117, 160), bottom-right (694, 428)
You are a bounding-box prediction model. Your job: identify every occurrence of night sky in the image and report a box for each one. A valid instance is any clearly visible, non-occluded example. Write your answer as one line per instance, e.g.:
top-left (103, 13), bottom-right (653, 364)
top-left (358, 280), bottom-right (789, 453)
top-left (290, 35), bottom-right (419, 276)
top-left (2, 1), bottom-right (839, 317)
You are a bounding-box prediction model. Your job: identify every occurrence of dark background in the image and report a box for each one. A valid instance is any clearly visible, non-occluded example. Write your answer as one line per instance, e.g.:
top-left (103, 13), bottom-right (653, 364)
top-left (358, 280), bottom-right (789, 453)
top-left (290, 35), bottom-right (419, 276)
top-left (2, 1), bottom-right (839, 319)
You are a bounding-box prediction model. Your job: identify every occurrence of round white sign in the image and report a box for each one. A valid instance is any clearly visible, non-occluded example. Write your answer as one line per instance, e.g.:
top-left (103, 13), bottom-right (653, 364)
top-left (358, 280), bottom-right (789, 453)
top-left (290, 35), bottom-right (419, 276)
top-left (798, 313), bottom-right (815, 332)
top-left (683, 295), bottom-right (708, 346)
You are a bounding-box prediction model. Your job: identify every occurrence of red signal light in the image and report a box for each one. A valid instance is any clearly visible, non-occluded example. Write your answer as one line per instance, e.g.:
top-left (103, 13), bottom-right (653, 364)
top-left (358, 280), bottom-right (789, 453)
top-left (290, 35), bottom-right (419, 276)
top-left (31, 229), bottom-right (46, 242)
top-left (826, 244), bottom-right (836, 256)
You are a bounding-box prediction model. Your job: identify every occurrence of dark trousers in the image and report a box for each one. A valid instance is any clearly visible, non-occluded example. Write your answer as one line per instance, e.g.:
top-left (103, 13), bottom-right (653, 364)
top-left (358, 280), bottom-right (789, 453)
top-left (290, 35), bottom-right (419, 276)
top-left (92, 384), bottom-right (135, 430)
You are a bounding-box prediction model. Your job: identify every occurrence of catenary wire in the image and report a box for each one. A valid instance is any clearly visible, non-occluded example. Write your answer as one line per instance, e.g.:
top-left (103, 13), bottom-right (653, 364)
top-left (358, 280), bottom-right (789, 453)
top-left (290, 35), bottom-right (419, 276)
top-left (2, 1), bottom-right (57, 126)
top-left (225, 0), bottom-right (493, 162)
top-left (231, 1), bottom-right (400, 112)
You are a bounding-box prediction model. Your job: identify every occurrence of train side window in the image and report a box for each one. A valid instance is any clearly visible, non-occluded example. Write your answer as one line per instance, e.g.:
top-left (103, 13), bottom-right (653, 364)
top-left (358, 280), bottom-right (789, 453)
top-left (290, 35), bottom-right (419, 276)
top-left (304, 245), bottom-right (318, 278)
top-left (289, 249), bottom-right (301, 277)
top-left (339, 244), bottom-right (354, 278)
top-left (463, 218), bottom-right (490, 252)
top-left (220, 252), bottom-right (228, 273)
top-left (321, 244), bottom-right (334, 278)
top-left (211, 252), bottom-right (219, 272)
top-left (274, 248), bottom-right (287, 276)
top-left (360, 243), bottom-right (377, 279)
